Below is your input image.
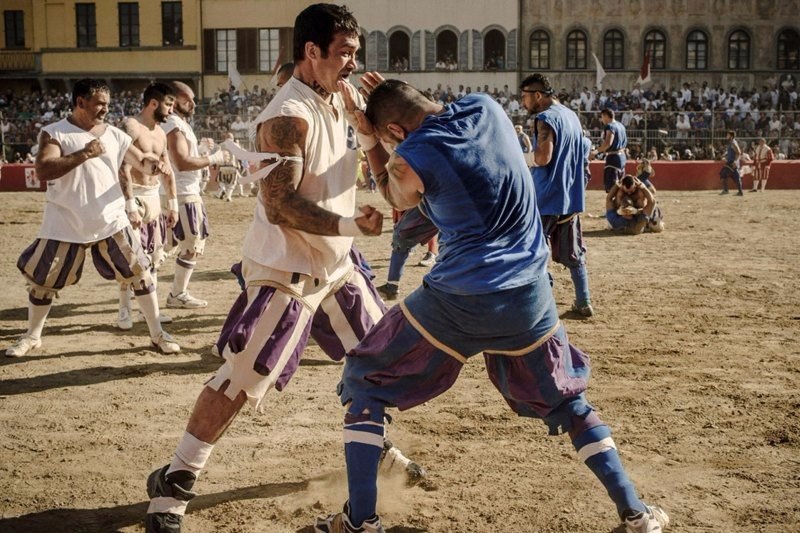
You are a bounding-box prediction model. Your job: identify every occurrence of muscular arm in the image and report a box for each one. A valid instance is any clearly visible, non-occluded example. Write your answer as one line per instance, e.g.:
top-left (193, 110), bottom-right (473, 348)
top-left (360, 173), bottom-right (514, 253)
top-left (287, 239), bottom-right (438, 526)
top-left (167, 129), bottom-right (214, 172)
top-left (374, 152), bottom-right (425, 211)
top-left (256, 116), bottom-right (343, 235)
top-left (533, 120), bottom-right (555, 167)
top-left (605, 183), bottom-right (620, 211)
top-left (34, 132), bottom-right (90, 182)
top-left (596, 129), bottom-right (615, 153)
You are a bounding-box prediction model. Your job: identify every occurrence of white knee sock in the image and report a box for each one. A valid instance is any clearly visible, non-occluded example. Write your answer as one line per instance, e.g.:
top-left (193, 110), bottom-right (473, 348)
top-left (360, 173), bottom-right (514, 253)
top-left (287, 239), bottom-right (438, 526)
top-left (752, 179), bottom-right (760, 190)
top-left (27, 301), bottom-right (51, 339)
top-left (172, 260), bottom-right (195, 296)
top-left (119, 284), bottom-right (132, 311)
top-left (135, 291), bottom-right (163, 339)
top-left (761, 180), bottom-right (767, 191)
top-left (167, 432), bottom-right (215, 478)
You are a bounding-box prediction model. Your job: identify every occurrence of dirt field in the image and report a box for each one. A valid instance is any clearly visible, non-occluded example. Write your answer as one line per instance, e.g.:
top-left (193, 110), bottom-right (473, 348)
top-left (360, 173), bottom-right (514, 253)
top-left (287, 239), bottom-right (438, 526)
top-left (1, 188), bottom-right (799, 533)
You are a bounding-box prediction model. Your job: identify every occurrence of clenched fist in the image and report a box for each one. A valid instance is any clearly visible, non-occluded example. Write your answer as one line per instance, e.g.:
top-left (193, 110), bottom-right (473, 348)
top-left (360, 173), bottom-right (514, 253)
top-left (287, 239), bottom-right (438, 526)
top-left (83, 139), bottom-right (105, 159)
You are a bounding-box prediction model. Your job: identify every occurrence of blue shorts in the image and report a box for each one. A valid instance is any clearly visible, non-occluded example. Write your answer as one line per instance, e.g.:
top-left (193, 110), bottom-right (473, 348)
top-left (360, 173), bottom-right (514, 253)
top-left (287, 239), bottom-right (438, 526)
top-left (606, 208), bottom-right (644, 232)
top-left (541, 214), bottom-right (586, 269)
top-left (339, 274), bottom-right (594, 434)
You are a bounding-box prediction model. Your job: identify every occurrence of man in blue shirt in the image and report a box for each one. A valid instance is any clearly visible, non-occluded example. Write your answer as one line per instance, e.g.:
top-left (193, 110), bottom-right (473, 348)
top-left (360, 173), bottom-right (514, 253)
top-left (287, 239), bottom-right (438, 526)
top-left (315, 77), bottom-right (669, 533)
top-left (521, 73), bottom-right (594, 317)
top-left (720, 130), bottom-right (744, 196)
top-left (596, 108), bottom-right (628, 192)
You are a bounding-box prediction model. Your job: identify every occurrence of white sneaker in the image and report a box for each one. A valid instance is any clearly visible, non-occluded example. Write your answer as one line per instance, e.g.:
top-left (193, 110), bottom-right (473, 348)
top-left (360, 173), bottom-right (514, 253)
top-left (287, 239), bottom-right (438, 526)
top-left (6, 335), bottom-right (42, 357)
top-left (417, 251), bottom-right (437, 267)
top-left (117, 307), bottom-right (133, 330)
top-left (624, 505), bottom-right (670, 533)
top-left (166, 291), bottom-right (208, 309)
top-left (133, 310), bottom-right (173, 324)
top-left (315, 503), bottom-right (384, 533)
top-left (151, 331), bottom-right (181, 354)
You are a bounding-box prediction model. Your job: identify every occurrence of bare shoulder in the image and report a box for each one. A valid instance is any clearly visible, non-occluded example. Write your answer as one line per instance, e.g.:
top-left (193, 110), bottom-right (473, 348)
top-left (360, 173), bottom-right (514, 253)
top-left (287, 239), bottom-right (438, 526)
top-left (257, 116), bottom-right (308, 155)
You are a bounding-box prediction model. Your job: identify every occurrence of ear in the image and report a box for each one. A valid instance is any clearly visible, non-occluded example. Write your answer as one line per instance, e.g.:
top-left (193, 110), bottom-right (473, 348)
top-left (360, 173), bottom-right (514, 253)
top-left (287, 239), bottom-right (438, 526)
top-left (305, 41), bottom-right (318, 61)
top-left (386, 123), bottom-right (406, 141)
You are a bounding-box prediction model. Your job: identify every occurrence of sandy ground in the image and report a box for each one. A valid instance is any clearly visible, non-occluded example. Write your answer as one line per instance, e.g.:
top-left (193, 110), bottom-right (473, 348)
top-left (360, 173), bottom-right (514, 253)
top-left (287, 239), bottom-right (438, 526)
top-left (1, 188), bottom-right (799, 533)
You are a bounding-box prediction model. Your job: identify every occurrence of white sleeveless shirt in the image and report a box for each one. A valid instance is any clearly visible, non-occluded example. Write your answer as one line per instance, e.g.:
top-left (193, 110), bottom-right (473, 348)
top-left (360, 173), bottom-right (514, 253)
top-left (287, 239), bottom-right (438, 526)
top-left (38, 118), bottom-right (132, 243)
top-left (243, 77), bottom-right (359, 281)
top-left (161, 113), bottom-right (202, 196)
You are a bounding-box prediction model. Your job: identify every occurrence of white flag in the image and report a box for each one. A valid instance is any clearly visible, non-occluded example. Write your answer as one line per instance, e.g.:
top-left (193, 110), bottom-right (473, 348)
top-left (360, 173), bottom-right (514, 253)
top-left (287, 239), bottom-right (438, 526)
top-left (592, 53), bottom-right (606, 90)
top-left (227, 60), bottom-right (243, 90)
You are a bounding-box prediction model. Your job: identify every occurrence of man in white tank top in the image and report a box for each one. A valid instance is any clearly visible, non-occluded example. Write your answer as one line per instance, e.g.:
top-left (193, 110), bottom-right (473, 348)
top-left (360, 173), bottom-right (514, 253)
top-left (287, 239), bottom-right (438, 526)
top-left (145, 6), bottom-right (391, 533)
top-left (6, 78), bottom-right (180, 357)
top-left (115, 82), bottom-right (180, 330)
top-left (161, 81), bottom-right (226, 309)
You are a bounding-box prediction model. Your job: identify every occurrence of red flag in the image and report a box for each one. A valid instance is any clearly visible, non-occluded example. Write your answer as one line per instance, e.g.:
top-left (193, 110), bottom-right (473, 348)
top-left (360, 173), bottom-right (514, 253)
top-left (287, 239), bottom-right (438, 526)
top-left (636, 50), bottom-right (651, 86)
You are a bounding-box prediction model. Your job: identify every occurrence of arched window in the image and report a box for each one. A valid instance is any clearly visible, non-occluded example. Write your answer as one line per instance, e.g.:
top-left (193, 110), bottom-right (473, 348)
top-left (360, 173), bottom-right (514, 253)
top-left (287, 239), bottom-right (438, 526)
top-left (356, 34), bottom-right (366, 71)
top-left (388, 31), bottom-right (410, 71)
top-left (686, 30), bottom-right (708, 69)
top-left (484, 29), bottom-right (506, 70)
top-left (728, 30), bottom-right (750, 69)
top-left (603, 30), bottom-right (624, 69)
top-left (777, 29), bottom-right (800, 70)
top-left (644, 30), bottom-right (666, 69)
top-left (566, 29), bottom-right (587, 69)
top-left (529, 30), bottom-right (549, 69)
top-left (436, 30), bottom-right (458, 69)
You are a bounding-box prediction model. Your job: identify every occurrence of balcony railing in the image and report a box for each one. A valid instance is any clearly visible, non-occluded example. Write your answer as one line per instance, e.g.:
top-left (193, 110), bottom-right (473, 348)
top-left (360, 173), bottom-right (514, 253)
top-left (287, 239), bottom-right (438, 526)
top-left (0, 51), bottom-right (38, 72)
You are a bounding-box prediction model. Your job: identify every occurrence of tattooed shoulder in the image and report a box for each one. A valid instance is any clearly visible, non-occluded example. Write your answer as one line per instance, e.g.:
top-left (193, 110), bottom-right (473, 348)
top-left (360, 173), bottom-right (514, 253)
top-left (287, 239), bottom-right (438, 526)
top-left (259, 116), bottom-right (307, 154)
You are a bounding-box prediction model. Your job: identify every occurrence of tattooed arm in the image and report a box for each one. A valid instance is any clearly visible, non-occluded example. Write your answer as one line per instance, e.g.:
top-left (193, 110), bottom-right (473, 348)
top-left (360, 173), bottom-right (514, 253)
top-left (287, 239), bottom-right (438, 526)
top-left (374, 152), bottom-right (424, 211)
top-left (257, 116), bottom-right (381, 236)
top-left (533, 119), bottom-right (555, 167)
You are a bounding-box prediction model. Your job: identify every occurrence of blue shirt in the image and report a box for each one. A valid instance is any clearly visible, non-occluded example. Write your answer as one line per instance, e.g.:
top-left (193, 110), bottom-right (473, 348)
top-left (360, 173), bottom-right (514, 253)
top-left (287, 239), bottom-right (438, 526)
top-left (395, 93), bottom-right (550, 295)
top-left (532, 103), bottom-right (586, 215)
top-left (726, 141), bottom-right (739, 166)
top-left (604, 120), bottom-right (627, 152)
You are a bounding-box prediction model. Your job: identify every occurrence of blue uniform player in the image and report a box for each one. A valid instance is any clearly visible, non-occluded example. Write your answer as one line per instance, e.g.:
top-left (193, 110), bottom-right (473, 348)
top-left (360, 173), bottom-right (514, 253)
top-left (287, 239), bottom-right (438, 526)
top-left (597, 108), bottom-right (628, 192)
top-left (719, 130), bottom-right (743, 196)
top-left (315, 78), bottom-right (669, 533)
top-left (521, 73), bottom-right (594, 317)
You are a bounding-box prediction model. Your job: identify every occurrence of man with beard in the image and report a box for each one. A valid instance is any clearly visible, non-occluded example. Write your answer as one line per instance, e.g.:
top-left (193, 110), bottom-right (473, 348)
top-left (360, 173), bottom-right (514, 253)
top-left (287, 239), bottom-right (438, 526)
top-left (115, 82), bottom-right (181, 331)
top-left (6, 78), bottom-right (179, 357)
top-left (161, 81), bottom-right (226, 310)
top-left (144, 6), bottom-right (389, 532)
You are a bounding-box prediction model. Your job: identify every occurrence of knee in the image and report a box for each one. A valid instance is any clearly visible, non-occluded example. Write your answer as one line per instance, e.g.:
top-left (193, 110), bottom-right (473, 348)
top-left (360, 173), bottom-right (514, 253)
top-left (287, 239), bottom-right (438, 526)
top-left (344, 399), bottom-right (386, 425)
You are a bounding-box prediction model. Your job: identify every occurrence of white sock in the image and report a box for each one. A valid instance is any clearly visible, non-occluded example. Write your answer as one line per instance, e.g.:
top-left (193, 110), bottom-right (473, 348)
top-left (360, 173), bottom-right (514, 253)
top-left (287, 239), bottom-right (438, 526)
top-left (167, 432), bottom-right (214, 478)
top-left (27, 301), bottom-right (51, 339)
top-left (172, 260), bottom-right (195, 296)
top-left (135, 290), bottom-right (163, 339)
top-left (119, 284), bottom-right (132, 311)
top-left (752, 180), bottom-right (760, 190)
top-left (761, 180), bottom-right (767, 191)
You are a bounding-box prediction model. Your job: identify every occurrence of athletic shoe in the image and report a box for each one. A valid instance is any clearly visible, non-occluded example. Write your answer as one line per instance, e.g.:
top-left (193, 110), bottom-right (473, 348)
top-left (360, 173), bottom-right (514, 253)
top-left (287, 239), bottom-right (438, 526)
top-left (736, 191), bottom-right (744, 196)
top-left (6, 335), bottom-right (42, 357)
top-left (118, 307), bottom-right (133, 330)
top-left (381, 438), bottom-right (426, 486)
top-left (134, 311), bottom-right (173, 324)
top-left (210, 344), bottom-right (222, 358)
top-left (376, 283), bottom-right (398, 301)
top-left (315, 503), bottom-right (385, 533)
top-left (417, 251), bottom-right (437, 267)
top-left (749, 189), bottom-right (759, 192)
top-left (719, 190), bottom-right (729, 195)
top-left (166, 292), bottom-right (208, 309)
top-left (624, 504), bottom-right (670, 533)
top-left (571, 302), bottom-right (594, 317)
top-left (145, 466), bottom-right (197, 533)
top-left (151, 331), bottom-right (181, 354)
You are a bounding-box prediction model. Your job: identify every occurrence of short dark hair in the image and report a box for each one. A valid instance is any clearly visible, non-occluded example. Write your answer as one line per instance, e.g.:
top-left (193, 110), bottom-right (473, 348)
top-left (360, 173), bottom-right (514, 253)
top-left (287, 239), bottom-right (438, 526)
top-left (365, 79), bottom-right (430, 129)
top-left (277, 62), bottom-right (294, 78)
top-left (621, 175), bottom-right (635, 188)
top-left (71, 78), bottom-right (109, 107)
top-left (142, 82), bottom-right (175, 107)
top-left (519, 73), bottom-right (554, 95)
top-left (601, 108), bottom-right (615, 119)
top-left (293, 3), bottom-right (360, 62)
top-left (727, 130), bottom-right (736, 138)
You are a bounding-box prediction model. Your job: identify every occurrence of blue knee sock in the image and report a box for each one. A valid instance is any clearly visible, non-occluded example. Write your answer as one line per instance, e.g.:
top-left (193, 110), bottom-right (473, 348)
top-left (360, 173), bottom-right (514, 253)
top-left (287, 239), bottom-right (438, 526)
top-left (572, 424), bottom-right (645, 518)
top-left (569, 263), bottom-right (591, 306)
top-left (344, 411), bottom-right (385, 526)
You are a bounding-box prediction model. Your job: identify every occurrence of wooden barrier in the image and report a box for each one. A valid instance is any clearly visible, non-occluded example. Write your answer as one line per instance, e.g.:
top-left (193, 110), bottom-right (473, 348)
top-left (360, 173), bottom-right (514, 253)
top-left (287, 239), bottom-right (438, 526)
top-left (0, 164), bottom-right (46, 192)
top-left (587, 160), bottom-right (800, 190)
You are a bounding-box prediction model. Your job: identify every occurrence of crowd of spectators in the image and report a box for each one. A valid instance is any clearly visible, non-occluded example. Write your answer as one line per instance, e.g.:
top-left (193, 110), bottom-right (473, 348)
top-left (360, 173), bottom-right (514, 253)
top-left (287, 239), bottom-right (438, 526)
top-left (2, 77), bottom-right (799, 161)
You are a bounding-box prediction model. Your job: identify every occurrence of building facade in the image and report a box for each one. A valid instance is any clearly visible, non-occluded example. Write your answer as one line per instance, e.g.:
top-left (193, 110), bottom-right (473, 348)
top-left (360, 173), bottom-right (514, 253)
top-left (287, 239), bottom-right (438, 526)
top-left (1, 0), bottom-right (798, 97)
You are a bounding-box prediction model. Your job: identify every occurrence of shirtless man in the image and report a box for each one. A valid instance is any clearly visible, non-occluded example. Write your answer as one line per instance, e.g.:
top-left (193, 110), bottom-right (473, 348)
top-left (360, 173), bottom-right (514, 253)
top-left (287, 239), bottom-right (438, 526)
top-left (606, 175), bottom-right (663, 235)
top-left (116, 83), bottom-right (180, 330)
